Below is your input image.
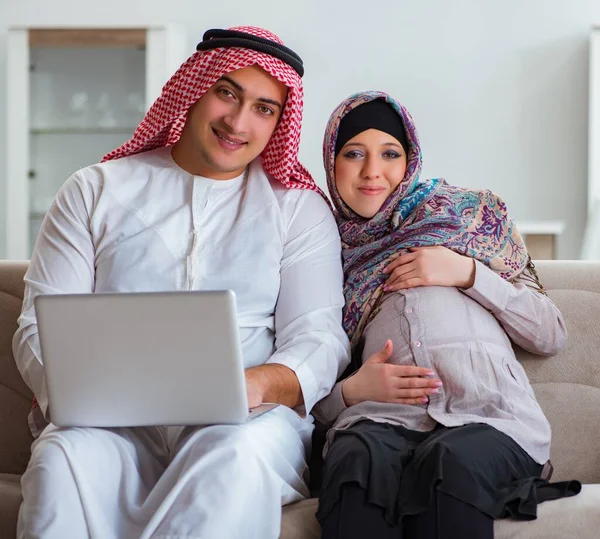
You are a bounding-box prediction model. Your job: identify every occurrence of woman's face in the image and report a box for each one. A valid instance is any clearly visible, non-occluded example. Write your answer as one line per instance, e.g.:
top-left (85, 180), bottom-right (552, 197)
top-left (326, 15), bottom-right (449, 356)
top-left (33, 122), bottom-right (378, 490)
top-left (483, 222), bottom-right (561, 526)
top-left (334, 128), bottom-right (408, 218)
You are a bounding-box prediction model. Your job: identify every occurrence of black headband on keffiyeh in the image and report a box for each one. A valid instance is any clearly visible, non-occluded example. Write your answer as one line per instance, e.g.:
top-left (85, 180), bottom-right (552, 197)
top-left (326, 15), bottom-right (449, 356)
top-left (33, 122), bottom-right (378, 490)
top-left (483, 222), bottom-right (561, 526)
top-left (197, 28), bottom-right (304, 77)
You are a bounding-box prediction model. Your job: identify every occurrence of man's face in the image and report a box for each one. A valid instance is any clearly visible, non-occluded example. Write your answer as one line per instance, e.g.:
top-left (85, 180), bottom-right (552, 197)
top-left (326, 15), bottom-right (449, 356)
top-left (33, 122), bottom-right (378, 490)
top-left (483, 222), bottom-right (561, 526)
top-left (173, 64), bottom-right (288, 180)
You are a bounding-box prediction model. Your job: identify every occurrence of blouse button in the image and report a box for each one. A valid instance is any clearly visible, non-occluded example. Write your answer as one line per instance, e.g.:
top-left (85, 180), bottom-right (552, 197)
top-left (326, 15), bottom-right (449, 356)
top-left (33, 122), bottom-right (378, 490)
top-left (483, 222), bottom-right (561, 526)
top-left (414, 340), bottom-right (422, 347)
top-left (406, 308), bottom-right (413, 314)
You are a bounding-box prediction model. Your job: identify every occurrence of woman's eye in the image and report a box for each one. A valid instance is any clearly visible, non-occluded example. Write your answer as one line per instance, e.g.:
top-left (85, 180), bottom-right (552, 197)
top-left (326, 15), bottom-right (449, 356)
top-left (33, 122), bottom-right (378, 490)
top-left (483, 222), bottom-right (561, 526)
top-left (383, 151), bottom-right (401, 159)
top-left (343, 150), bottom-right (363, 159)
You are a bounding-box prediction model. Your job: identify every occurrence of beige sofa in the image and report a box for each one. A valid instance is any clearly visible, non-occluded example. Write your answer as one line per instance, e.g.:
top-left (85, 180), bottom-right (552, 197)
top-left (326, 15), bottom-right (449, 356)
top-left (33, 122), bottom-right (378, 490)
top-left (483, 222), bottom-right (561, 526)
top-left (1, 260), bottom-right (600, 539)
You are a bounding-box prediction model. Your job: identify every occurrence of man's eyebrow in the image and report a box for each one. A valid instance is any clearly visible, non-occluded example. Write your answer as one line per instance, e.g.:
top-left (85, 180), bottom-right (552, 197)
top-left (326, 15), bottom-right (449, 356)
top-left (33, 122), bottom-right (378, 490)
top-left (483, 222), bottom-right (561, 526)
top-left (219, 76), bottom-right (283, 109)
top-left (220, 75), bottom-right (244, 92)
top-left (257, 97), bottom-right (283, 109)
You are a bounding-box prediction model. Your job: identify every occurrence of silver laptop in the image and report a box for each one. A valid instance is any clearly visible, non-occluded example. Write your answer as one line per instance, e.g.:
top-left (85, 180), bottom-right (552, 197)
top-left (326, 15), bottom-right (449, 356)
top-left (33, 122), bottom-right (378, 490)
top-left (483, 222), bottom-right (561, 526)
top-left (34, 290), bottom-right (278, 428)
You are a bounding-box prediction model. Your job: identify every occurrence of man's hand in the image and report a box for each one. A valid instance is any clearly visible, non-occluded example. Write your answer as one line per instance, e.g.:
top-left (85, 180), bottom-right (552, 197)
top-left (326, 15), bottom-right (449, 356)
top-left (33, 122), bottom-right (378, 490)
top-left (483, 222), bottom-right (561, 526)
top-left (244, 364), bottom-right (303, 409)
top-left (341, 340), bottom-right (443, 406)
top-left (245, 370), bottom-right (266, 408)
top-left (383, 246), bottom-right (475, 291)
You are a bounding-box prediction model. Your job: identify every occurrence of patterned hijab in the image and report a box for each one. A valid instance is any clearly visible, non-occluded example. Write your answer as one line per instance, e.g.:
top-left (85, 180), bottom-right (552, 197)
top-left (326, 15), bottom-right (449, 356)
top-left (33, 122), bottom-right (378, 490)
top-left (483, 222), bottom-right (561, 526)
top-left (324, 91), bottom-right (528, 347)
top-left (102, 26), bottom-right (318, 193)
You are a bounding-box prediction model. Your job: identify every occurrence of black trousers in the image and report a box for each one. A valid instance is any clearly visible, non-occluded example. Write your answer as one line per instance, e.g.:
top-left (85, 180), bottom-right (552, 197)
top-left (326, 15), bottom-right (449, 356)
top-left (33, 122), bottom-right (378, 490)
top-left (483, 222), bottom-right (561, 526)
top-left (320, 481), bottom-right (493, 539)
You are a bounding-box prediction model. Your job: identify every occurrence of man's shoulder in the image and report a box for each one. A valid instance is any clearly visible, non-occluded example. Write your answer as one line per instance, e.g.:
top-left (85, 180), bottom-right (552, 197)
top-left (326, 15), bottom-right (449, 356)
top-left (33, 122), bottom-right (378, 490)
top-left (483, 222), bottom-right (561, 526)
top-left (82, 147), bottom-right (168, 178)
top-left (252, 169), bottom-right (338, 245)
top-left (256, 165), bottom-right (332, 220)
top-left (273, 182), bottom-right (331, 213)
top-left (65, 148), bottom-right (170, 193)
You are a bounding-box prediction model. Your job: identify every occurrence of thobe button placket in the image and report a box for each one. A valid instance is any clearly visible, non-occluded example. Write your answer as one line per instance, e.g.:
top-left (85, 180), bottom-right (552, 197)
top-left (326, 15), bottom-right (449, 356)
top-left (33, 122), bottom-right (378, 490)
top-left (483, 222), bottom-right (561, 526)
top-left (187, 181), bottom-right (211, 289)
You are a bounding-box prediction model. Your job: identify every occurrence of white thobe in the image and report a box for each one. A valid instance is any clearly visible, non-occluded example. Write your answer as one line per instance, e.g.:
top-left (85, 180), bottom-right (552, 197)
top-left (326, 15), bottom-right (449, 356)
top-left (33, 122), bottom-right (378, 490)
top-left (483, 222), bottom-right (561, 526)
top-left (13, 147), bottom-right (350, 539)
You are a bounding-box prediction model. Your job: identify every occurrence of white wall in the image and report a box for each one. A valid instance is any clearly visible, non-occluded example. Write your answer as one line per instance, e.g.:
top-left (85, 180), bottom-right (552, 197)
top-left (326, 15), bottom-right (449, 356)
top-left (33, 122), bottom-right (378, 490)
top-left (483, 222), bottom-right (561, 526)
top-left (1, 0), bottom-right (599, 259)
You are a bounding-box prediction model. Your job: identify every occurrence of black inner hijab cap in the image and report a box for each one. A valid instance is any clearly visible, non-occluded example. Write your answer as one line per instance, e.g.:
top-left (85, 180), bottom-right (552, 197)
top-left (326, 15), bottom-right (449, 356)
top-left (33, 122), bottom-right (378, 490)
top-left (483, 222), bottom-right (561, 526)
top-left (335, 99), bottom-right (409, 157)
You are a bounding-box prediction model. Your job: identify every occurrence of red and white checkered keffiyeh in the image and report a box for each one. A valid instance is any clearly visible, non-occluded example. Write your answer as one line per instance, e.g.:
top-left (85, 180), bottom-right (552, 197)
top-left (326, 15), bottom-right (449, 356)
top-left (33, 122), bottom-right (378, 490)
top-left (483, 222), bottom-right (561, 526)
top-left (102, 26), bottom-right (318, 192)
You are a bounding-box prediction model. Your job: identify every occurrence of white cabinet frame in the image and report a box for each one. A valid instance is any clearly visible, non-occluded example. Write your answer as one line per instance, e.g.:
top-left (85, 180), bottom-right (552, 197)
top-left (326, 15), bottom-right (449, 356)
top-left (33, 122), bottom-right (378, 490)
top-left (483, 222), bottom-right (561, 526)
top-left (4, 24), bottom-right (186, 260)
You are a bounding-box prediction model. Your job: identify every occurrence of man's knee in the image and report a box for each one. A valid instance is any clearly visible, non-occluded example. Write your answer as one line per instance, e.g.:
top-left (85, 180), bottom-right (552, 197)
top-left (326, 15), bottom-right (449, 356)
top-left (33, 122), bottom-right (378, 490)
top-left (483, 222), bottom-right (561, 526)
top-left (185, 424), bottom-right (274, 479)
top-left (214, 425), bottom-right (263, 463)
top-left (27, 426), bottom-right (107, 474)
top-left (30, 427), bottom-right (76, 464)
top-left (22, 428), bottom-right (85, 498)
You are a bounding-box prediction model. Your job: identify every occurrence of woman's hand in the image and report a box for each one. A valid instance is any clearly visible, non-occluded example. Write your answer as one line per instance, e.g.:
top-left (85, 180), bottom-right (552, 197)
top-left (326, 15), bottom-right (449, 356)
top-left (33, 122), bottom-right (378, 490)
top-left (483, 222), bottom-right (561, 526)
top-left (341, 340), bottom-right (442, 406)
top-left (383, 246), bottom-right (475, 291)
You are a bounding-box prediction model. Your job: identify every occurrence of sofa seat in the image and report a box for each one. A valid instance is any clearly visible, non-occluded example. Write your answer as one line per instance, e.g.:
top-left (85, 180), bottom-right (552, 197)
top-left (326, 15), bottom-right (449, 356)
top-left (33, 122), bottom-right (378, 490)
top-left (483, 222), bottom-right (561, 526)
top-left (3, 476), bottom-right (598, 538)
top-left (280, 486), bottom-right (600, 539)
top-left (0, 474), bottom-right (21, 538)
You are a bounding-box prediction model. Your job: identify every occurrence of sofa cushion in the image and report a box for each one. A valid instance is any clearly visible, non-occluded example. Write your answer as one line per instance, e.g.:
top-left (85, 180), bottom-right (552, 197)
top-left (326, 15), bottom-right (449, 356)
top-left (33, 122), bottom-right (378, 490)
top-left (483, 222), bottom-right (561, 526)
top-left (515, 287), bottom-right (600, 483)
top-left (0, 272), bottom-right (33, 474)
top-left (280, 485), bottom-right (600, 539)
top-left (494, 484), bottom-right (600, 539)
top-left (0, 474), bottom-right (21, 539)
top-left (518, 289), bottom-right (600, 388)
top-left (280, 499), bottom-right (319, 539)
top-left (533, 383), bottom-right (600, 483)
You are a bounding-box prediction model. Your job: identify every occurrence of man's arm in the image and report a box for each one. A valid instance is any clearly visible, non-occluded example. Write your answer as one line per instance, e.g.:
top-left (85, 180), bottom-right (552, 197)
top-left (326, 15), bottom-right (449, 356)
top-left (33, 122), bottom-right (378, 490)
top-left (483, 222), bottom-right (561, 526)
top-left (246, 191), bottom-right (351, 415)
top-left (12, 171), bottom-right (96, 418)
top-left (245, 363), bottom-right (302, 408)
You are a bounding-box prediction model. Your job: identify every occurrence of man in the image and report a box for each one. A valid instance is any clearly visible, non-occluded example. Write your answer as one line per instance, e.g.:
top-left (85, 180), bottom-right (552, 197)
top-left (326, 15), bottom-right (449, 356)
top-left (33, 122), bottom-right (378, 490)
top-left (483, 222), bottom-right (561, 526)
top-left (13, 26), bottom-right (350, 538)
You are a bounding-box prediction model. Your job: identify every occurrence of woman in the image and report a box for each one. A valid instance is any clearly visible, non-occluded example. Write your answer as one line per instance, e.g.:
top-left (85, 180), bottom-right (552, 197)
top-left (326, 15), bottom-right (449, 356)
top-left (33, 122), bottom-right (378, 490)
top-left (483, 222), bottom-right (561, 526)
top-left (313, 91), bottom-right (580, 539)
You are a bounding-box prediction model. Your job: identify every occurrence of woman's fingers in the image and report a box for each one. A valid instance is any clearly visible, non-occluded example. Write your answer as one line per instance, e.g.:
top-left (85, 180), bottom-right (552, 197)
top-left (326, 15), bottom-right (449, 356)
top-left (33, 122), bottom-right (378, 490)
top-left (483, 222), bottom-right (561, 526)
top-left (393, 386), bottom-right (439, 398)
top-left (393, 397), bottom-right (430, 405)
top-left (393, 376), bottom-right (442, 390)
top-left (387, 364), bottom-right (437, 379)
top-left (385, 276), bottom-right (424, 291)
top-left (383, 252), bottom-right (418, 274)
top-left (385, 262), bottom-right (417, 286)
